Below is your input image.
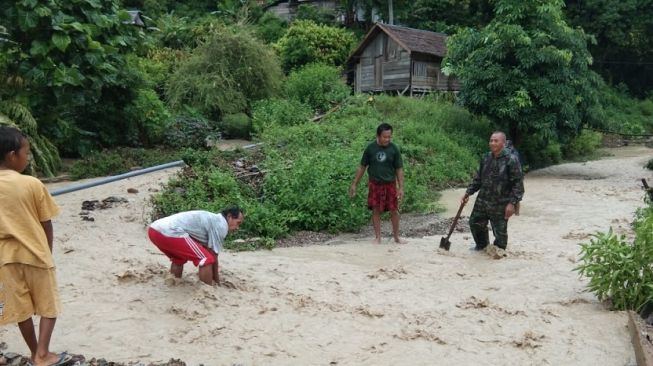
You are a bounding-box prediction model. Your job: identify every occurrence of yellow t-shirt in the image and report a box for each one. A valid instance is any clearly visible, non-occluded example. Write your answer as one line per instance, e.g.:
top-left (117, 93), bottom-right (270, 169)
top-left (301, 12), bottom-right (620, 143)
top-left (0, 170), bottom-right (60, 268)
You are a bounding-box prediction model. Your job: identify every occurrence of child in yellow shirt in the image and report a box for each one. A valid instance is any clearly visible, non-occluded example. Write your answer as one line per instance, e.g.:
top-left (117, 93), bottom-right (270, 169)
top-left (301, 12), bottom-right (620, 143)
top-left (0, 126), bottom-right (72, 366)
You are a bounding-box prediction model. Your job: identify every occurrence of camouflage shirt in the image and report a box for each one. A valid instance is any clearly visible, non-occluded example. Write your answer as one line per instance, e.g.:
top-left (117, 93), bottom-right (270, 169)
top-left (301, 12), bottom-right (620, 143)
top-left (466, 148), bottom-right (524, 205)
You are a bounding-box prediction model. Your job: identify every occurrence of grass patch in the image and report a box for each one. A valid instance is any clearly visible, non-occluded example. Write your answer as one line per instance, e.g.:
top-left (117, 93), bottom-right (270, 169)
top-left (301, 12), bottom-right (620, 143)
top-left (69, 147), bottom-right (183, 179)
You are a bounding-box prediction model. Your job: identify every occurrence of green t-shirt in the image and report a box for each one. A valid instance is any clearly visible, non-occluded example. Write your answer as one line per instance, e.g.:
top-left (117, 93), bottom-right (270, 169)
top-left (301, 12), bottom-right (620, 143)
top-left (361, 141), bottom-right (403, 183)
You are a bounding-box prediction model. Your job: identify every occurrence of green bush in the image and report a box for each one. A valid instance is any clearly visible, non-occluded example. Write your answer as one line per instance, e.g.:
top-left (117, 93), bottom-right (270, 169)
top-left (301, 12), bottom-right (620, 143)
top-left (251, 98), bottom-right (313, 134)
top-left (576, 202), bottom-right (653, 310)
top-left (123, 89), bottom-right (171, 146)
top-left (274, 20), bottom-right (356, 72)
top-left (295, 4), bottom-right (337, 25)
top-left (163, 112), bottom-right (219, 149)
top-left (166, 26), bottom-right (283, 119)
top-left (562, 129), bottom-right (603, 159)
top-left (520, 134), bottom-right (562, 168)
top-left (591, 82), bottom-right (653, 134)
top-left (254, 12), bottom-right (288, 44)
top-left (646, 158), bottom-right (653, 171)
top-left (285, 63), bottom-right (350, 112)
top-left (639, 99), bottom-right (653, 117)
top-left (220, 113), bottom-right (251, 139)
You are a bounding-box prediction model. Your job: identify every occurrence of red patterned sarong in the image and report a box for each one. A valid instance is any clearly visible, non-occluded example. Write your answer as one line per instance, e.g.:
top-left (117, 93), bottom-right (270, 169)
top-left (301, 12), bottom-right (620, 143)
top-left (367, 180), bottom-right (398, 212)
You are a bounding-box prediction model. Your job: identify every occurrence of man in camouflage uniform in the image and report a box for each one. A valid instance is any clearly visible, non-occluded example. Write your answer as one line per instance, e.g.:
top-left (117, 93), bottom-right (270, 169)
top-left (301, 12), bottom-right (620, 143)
top-left (462, 131), bottom-right (524, 250)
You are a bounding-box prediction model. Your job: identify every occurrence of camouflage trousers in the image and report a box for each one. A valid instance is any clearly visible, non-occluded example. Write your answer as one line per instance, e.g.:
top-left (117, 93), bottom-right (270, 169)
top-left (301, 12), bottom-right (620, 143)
top-left (469, 199), bottom-right (509, 250)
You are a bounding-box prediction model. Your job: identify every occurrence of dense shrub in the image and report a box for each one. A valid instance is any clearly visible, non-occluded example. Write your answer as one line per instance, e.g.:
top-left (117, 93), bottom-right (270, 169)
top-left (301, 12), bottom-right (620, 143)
top-left (285, 63), bottom-right (350, 112)
top-left (590, 83), bottom-right (653, 134)
top-left (251, 98), bottom-right (313, 134)
top-left (123, 88), bottom-right (171, 146)
top-left (576, 198), bottom-right (653, 310)
top-left (166, 26), bottom-right (283, 119)
top-left (254, 12), bottom-right (288, 44)
top-left (647, 159), bottom-right (653, 170)
top-left (295, 4), bottom-right (337, 25)
top-left (163, 112), bottom-right (219, 149)
top-left (274, 20), bottom-right (356, 72)
top-left (562, 129), bottom-right (603, 159)
top-left (220, 113), bottom-right (251, 139)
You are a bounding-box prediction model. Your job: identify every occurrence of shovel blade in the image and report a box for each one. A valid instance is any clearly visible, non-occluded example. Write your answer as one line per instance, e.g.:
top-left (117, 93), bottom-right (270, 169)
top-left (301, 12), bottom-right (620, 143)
top-left (439, 237), bottom-right (451, 251)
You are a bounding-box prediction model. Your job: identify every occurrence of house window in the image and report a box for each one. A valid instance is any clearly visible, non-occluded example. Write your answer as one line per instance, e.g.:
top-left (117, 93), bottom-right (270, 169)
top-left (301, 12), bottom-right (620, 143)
top-left (413, 61), bottom-right (426, 77)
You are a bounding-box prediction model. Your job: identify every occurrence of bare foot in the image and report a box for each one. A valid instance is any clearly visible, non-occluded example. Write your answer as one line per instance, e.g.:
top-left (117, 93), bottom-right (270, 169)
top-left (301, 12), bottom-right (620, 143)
top-left (373, 238), bottom-right (382, 244)
top-left (394, 238), bottom-right (407, 244)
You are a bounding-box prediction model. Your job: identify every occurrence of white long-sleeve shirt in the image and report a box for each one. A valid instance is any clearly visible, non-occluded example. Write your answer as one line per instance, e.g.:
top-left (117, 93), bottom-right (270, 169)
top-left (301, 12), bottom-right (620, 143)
top-left (150, 210), bottom-right (228, 253)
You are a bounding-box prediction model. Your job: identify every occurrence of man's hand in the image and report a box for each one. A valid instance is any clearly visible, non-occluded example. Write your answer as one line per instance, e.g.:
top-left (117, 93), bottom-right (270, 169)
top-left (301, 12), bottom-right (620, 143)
top-left (349, 184), bottom-right (357, 198)
top-left (397, 188), bottom-right (404, 201)
top-left (504, 203), bottom-right (515, 220)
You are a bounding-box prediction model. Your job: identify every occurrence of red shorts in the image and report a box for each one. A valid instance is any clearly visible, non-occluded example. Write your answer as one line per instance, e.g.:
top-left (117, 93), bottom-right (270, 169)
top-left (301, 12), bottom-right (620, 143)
top-left (148, 227), bottom-right (216, 267)
top-left (367, 180), bottom-right (398, 212)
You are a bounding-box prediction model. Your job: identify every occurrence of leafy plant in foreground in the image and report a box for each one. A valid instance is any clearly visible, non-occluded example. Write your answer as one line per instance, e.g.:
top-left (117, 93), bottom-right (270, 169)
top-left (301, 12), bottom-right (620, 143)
top-left (575, 200), bottom-right (653, 310)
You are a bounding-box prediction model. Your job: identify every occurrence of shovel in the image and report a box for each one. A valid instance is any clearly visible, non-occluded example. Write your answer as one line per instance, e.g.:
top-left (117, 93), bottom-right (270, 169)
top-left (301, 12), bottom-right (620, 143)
top-left (439, 199), bottom-right (467, 251)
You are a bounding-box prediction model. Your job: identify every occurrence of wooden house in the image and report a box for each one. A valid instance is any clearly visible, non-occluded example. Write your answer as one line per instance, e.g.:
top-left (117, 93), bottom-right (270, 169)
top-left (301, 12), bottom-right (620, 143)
top-left (345, 23), bottom-right (459, 95)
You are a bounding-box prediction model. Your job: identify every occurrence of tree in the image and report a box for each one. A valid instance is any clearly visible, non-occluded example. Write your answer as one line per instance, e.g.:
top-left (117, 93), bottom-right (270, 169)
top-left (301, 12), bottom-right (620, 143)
top-left (443, 0), bottom-right (600, 164)
top-left (274, 20), bottom-right (356, 72)
top-left (404, 0), bottom-right (494, 33)
top-left (565, 0), bottom-right (653, 97)
top-left (0, 0), bottom-right (146, 155)
top-left (166, 26), bottom-right (283, 119)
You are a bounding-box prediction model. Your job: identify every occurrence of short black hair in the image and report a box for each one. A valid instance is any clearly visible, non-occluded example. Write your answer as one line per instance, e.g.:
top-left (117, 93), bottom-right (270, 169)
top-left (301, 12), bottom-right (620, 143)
top-left (0, 126), bottom-right (26, 162)
top-left (376, 123), bottom-right (393, 136)
top-left (221, 206), bottom-right (243, 219)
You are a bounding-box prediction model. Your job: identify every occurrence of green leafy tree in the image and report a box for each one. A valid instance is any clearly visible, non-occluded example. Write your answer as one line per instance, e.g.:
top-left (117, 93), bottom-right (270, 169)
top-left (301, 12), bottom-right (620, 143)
top-left (565, 0), bottom-right (653, 97)
top-left (404, 0), bottom-right (493, 33)
top-left (443, 0), bottom-right (600, 165)
top-left (274, 20), bottom-right (356, 72)
top-left (254, 12), bottom-right (288, 44)
top-left (0, 0), bottom-right (147, 155)
top-left (166, 26), bottom-right (283, 119)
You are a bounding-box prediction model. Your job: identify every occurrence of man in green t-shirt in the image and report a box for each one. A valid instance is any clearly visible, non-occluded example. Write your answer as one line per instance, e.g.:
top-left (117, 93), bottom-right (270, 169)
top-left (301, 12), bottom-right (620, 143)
top-left (350, 123), bottom-right (405, 244)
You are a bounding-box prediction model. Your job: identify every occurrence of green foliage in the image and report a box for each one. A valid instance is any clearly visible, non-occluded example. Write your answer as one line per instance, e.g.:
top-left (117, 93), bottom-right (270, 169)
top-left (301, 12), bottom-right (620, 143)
top-left (285, 63), bottom-right (350, 112)
top-left (274, 20), bottom-right (356, 72)
top-left (253, 12), bottom-right (288, 44)
top-left (69, 147), bottom-right (182, 179)
top-left (163, 112), bottom-right (219, 149)
top-left (444, 0), bottom-right (600, 162)
top-left (576, 202), bottom-right (653, 310)
top-left (565, 0), bottom-right (653, 98)
top-left (0, 104), bottom-right (61, 177)
top-left (295, 4), bottom-right (337, 25)
top-left (405, 0), bottom-right (494, 33)
top-left (0, 0), bottom-right (147, 155)
top-left (589, 82), bottom-right (653, 134)
top-left (123, 88), bottom-right (171, 145)
top-left (562, 129), bottom-right (602, 159)
top-left (150, 14), bottom-right (197, 49)
top-left (251, 98), bottom-right (313, 134)
top-left (128, 49), bottom-right (189, 97)
top-left (262, 149), bottom-right (370, 232)
top-left (166, 26), bottom-right (283, 119)
top-left (220, 113), bottom-right (251, 139)
top-left (646, 159), bottom-right (653, 171)
top-left (152, 95), bottom-right (489, 246)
